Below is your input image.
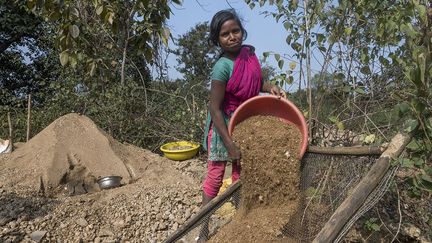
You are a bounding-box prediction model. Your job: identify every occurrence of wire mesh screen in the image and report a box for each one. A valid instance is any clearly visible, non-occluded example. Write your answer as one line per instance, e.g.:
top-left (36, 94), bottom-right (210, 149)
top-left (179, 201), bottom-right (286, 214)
top-left (281, 152), bottom-right (378, 242)
top-left (165, 152), bottom-right (380, 243)
top-left (170, 187), bottom-right (242, 242)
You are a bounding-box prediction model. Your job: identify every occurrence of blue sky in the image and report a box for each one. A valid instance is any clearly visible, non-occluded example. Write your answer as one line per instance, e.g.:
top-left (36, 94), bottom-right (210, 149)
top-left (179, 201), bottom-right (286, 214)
top-left (166, 0), bottom-right (297, 86)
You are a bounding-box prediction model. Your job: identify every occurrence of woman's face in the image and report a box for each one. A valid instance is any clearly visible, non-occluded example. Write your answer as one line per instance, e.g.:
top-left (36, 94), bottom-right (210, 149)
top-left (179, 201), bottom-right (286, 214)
top-left (218, 19), bottom-right (243, 54)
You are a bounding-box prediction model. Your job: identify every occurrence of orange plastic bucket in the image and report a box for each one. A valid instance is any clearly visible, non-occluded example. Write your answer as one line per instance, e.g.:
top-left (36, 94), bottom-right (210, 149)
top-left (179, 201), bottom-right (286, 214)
top-left (228, 95), bottom-right (308, 158)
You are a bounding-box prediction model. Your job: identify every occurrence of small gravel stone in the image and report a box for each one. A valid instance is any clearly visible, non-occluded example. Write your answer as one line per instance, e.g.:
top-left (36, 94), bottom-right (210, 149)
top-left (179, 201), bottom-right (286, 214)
top-left (30, 230), bottom-right (47, 242)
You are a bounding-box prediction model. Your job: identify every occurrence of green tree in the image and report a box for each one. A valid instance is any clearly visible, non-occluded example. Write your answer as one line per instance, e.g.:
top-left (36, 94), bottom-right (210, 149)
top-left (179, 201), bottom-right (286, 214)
top-left (172, 22), bottom-right (217, 91)
top-left (23, 0), bottom-right (180, 86)
top-left (0, 0), bottom-right (42, 54)
top-left (0, 0), bottom-right (60, 108)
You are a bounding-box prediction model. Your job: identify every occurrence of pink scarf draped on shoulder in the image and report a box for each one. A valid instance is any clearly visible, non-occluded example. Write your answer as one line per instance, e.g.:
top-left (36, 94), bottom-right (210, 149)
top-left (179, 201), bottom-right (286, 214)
top-left (223, 45), bottom-right (262, 116)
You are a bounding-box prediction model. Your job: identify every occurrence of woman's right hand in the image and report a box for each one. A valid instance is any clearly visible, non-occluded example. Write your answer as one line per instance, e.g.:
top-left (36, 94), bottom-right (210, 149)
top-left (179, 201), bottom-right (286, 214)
top-left (227, 141), bottom-right (241, 164)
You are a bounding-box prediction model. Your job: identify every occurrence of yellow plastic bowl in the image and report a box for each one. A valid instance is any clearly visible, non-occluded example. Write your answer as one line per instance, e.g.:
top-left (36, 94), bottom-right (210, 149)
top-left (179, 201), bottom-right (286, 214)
top-left (160, 141), bottom-right (200, 161)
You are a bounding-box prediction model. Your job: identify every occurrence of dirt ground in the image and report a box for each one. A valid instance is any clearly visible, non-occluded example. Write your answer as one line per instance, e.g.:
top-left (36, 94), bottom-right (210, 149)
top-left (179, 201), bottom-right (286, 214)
top-left (0, 113), bottom-right (207, 242)
top-left (209, 116), bottom-right (302, 243)
top-left (2, 113), bottom-right (429, 243)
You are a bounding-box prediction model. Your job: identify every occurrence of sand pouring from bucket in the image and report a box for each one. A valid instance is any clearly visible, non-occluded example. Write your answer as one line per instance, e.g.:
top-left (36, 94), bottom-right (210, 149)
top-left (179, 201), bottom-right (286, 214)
top-left (228, 95), bottom-right (308, 158)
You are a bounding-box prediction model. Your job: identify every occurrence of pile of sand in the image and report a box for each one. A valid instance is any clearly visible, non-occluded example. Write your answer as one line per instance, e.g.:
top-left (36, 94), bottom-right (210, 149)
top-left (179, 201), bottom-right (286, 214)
top-left (0, 113), bottom-right (197, 196)
top-left (0, 113), bottom-right (207, 242)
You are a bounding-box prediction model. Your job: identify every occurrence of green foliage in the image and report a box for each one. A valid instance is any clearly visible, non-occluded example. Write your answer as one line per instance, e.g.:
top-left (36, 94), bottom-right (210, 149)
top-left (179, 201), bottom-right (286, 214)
top-left (364, 217), bottom-right (381, 232)
top-left (0, 79), bottom-right (207, 152)
top-left (172, 22), bottom-right (216, 92)
top-left (248, 0), bottom-right (430, 133)
top-left (0, 0), bottom-right (43, 54)
top-left (22, 0), bottom-right (180, 84)
top-left (1, 0), bottom-right (209, 155)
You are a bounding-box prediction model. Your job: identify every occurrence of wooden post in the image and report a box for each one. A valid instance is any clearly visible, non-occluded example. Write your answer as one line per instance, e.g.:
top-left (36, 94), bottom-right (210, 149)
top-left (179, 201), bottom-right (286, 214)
top-left (26, 94), bottom-right (31, 142)
top-left (307, 145), bottom-right (385, 155)
top-left (312, 133), bottom-right (411, 243)
top-left (7, 112), bottom-right (13, 152)
top-left (163, 180), bottom-right (241, 243)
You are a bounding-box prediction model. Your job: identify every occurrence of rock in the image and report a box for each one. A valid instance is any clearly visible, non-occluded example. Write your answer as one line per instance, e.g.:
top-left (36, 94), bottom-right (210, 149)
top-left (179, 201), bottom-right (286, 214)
top-left (30, 230), bottom-right (47, 242)
top-left (173, 222), bottom-right (179, 230)
top-left (76, 218), bottom-right (88, 227)
top-left (0, 217), bottom-right (10, 226)
top-left (158, 222), bottom-right (167, 230)
top-left (113, 219), bottom-right (125, 228)
top-left (184, 209), bottom-right (191, 220)
top-left (402, 223), bottom-right (421, 239)
top-left (98, 227), bottom-right (114, 237)
top-left (125, 216), bottom-right (132, 223)
top-left (8, 221), bottom-right (17, 229)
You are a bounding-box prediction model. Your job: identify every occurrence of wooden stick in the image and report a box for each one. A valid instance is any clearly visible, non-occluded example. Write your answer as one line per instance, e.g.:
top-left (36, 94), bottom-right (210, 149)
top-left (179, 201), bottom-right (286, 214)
top-left (307, 145), bottom-right (385, 155)
top-left (312, 133), bottom-right (411, 243)
top-left (26, 94), bottom-right (31, 142)
top-left (7, 112), bottom-right (13, 152)
top-left (163, 180), bottom-right (241, 243)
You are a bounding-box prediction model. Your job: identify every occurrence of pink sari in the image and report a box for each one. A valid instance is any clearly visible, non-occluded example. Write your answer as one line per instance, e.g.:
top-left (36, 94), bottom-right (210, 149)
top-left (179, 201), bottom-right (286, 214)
top-left (223, 45), bottom-right (262, 116)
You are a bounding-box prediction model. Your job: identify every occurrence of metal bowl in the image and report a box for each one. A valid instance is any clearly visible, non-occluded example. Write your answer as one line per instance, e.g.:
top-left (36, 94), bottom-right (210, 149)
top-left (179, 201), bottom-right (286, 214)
top-left (97, 176), bottom-right (122, 190)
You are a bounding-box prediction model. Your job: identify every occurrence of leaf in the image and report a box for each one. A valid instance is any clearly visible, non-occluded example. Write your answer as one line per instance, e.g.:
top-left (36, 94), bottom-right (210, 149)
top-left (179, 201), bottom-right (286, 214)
top-left (262, 51), bottom-right (269, 62)
top-left (426, 117), bottom-right (432, 135)
top-left (371, 224), bottom-right (380, 231)
top-left (69, 54), bottom-right (77, 68)
top-left (406, 139), bottom-right (421, 151)
top-left (283, 21), bottom-right (291, 30)
top-left (316, 33), bottom-right (325, 43)
top-left (342, 86), bottom-right (351, 93)
top-left (335, 73), bottom-right (345, 80)
top-left (379, 56), bottom-right (389, 66)
top-left (328, 116), bottom-right (338, 123)
top-left (285, 35), bottom-right (292, 45)
top-left (421, 174), bottom-right (432, 183)
top-left (289, 61), bottom-right (296, 70)
top-left (318, 46), bottom-right (326, 52)
top-left (59, 51), bottom-right (69, 66)
top-left (400, 23), bottom-right (417, 38)
top-left (144, 48), bottom-right (152, 62)
top-left (354, 88), bottom-right (366, 94)
top-left (305, 187), bottom-right (318, 197)
top-left (69, 25), bottom-right (79, 38)
top-left (161, 27), bottom-right (170, 45)
top-left (414, 3), bottom-right (427, 24)
top-left (363, 134), bottom-right (376, 144)
top-left (90, 62), bottom-right (96, 76)
top-left (360, 66), bottom-right (371, 75)
top-left (413, 158), bottom-right (424, 167)
top-left (400, 158), bottom-right (414, 168)
top-left (70, 7), bottom-right (79, 18)
top-left (404, 119), bottom-right (419, 133)
top-left (278, 59), bottom-right (284, 69)
top-left (395, 102), bottom-right (410, 116)
top-left (107, 12), bottom-right (114, 24)
top-left (274, 53), bottom-right (280, 61)
top-left (336, 121), bottom-right (345, 130)
top-left (344, 27), bottom-right (352, 35)
top-left (96, 5), bottom-right (104, 15)
top-left (291, 42), bottom-right (302, 52)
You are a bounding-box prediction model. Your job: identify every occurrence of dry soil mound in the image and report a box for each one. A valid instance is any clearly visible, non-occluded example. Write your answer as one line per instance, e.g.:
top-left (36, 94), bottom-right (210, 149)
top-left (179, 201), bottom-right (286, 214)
top-left (0, 113), bottom-right (206, 242)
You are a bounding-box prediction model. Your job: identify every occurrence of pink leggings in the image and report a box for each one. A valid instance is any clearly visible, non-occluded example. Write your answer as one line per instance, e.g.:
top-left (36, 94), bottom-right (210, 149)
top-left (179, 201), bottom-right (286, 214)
top-left (202, 125), bottom-right (241, 198)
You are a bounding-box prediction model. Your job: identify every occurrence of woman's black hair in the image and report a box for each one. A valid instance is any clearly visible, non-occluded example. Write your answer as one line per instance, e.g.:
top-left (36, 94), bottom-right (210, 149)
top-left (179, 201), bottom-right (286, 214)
top-left (209, 9), bottom-right (247, 47)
